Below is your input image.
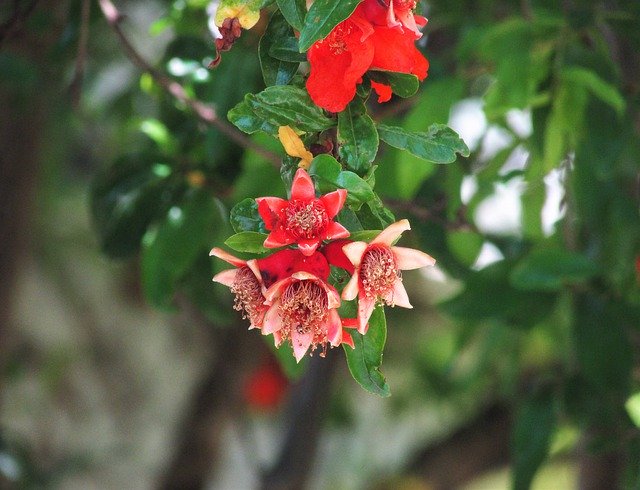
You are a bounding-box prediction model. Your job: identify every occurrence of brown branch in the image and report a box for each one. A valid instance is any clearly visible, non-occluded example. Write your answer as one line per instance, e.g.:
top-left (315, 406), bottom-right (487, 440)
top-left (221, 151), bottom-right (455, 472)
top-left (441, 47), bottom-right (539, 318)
top-left (97, 0), bottom-right (281, 166)
top-left (69, 0), bottom-right (91, 107)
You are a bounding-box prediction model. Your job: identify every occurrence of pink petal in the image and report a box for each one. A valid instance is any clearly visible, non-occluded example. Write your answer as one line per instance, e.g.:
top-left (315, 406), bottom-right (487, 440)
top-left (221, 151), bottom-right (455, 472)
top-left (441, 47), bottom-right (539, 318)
top-left (384, 279), bottom-right (412, 308)
top-left (326, 309), bottom-right (342, 346)
top-left (392, 246), bottom-right (436, 270)
top-left (372, 219), bottom-right (410, 246)
top-left (273, 329), bottom-right (284, 347)
top-left (246, 260), bottom-right (265, 290)
top-left (212, 268), bottom-right (238, 287)
top-left (320, 189), bottom-right (347, 218)
top-left (209, 247), bottom-right (246, 268)
top-left (323, 221), bottom-right (350, 241)
top-left (291, 329), bottom-right (313, 362)
top-left (342, 241), bottom-right (368, 267)
top-left (290, 271), bottom-right (319, 281)
top-left (262, 302), bottom-right (284, 335)
top-left (396, 9), bottom-right (423, 38)
top-left (342, 271), bottom-right (360, 301)
top-left (264, 228), bottom-right (295, 249)
top-left (298, 238), bottom-right (320, 256)
top-left (357, 293), bottom-right (376, 334)
top-left (325, 283), bottom-right (341, 309)
top-left (290, 168), bottom-right (316, 201)
top-left (264, 277), bottom-right (290, 303)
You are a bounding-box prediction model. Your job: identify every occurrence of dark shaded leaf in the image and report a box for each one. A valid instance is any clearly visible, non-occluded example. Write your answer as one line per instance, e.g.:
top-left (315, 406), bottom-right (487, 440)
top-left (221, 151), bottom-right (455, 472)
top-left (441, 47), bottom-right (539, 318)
top-left (368, 70), bottom-right (420, 98)
top-left (230, 198), bottom-right (266, 233)
top-left (338, 97), bottom-right (378, 175)
top-left (259, 11), bottom-right (299, 86)
top-left (276, 0), bottom-right (306, 32)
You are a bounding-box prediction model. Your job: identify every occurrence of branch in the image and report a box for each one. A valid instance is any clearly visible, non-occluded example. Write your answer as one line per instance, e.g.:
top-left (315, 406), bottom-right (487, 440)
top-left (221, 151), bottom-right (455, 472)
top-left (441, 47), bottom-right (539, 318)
top-left (69, 0), bottom-right (91, 107)
top-left (97, 0), bottom-right (281, 166)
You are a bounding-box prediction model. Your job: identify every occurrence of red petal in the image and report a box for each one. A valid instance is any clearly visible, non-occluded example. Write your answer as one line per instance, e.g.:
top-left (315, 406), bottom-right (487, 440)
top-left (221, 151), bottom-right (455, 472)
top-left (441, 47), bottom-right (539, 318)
top-left (322, 239), bottom-right (355, 274)
top-left (256, 249), bottom-right (300, 288)
top-left (264, 228), bottom-right (295, 249)
top-left (306, 18), bottom-right (374, 112)
top-left (323, 221), bottom-right (350, 241)
top-left (290, 168), bottom-right (316, 201)
top-left (292, 251), bottom-right (330, 280)
top-left (341, 331), bottom-right (355, 349)
top-left (319, 189), bottom-right (347, 218)
top-left (256, 197), bottom-right (287, 230)
top-left (371, 81), bottom-right (393, 103)
top-left (370, 26), bottom-right (429, 80)
top-left (297, 238), bottom-right (321, 256)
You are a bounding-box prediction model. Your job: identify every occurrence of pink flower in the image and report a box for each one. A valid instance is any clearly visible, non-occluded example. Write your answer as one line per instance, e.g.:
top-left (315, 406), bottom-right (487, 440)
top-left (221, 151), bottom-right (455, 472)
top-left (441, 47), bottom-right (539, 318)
top-left (211, 248), bottom-right (331, 329)
top-left (340, 219), bottom-right (436, 333)
top-left (257, 168), bottom-right (349, 256)
top-left (262, 271), bottom-right (344, 362)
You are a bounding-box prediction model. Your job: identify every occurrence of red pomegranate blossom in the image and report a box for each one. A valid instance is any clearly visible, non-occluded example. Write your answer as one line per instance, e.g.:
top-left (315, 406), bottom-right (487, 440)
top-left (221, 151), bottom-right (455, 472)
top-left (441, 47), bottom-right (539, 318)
top-left (262, 271), bottom-right (344, 362)
top-left (257, 168), bottom-right (349, 256)
top-left (340, 219), bottom-right (436, 333)
top-left (306, 0), bottom-right (429, 112)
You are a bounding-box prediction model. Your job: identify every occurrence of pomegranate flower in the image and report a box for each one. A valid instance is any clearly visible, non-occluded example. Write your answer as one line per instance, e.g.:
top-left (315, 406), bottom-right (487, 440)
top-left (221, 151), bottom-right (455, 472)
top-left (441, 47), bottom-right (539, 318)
top-left (361, 0), bottom-right (427, 39)
top-left (262, 271), bottom-right (343, 362)
top-left (211, 247), bottom-right (268, 329)
top-left (257, 168), bottom-right (349, 256)
top-left (211, 247), bottom-right (331, 329)
top-left (340, 219), bottom-right (436, 333)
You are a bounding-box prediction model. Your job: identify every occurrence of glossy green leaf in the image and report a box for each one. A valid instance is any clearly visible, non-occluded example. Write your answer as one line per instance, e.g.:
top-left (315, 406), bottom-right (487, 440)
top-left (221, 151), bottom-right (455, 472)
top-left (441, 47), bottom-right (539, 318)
top-left (276, 0), bottom-right (306, 31)
top-left (510, 247), bottom-right (600, 291)
top-left (230, 198), bottom-right (266, 234)
top-left (338, 97), bottom-right (378, 175)
top-left (90, 156), bottom-right (174, 259)
top-left (227, 99), bottom-right (279, 135)
top-left (248, 85), bottom-right (335, 132)
top-left (349, 230), bottom-right (381, 242)
top-left (298, 0), bottom-right (360, 52)
top-left (368, 70), bottom-right (420, 98)
top-left (224, 231), bottom-right (270, 254)
top-left (269, 36), bottom-right (307, 62)
top-left (141, 189), bottom-right (218, 307)
top-left (259, 11), bottom-right (299, 87)
top-left (377, 124), bottom-right (470, 164)
top-left (344, 306), bottom-right (390, 397)
top-left (512, 390), bottom-right (556, 490)
top-left (309, 154), bottom-right (375, 204)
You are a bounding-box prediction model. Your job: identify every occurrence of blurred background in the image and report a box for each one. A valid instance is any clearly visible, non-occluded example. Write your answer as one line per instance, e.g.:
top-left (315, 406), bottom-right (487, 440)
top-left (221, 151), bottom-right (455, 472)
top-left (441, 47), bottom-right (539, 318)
top-left (1, 0), bottom-right (639, 488)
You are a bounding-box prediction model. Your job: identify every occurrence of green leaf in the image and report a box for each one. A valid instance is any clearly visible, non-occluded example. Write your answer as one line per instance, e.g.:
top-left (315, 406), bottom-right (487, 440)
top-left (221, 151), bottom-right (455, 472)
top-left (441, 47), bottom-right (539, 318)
top-left (343, 306), bottom-right (390, 397)
top-left (368, 70), bottom-right (420, 98)
top-left (308, 154), bottom-right (375, 204)
top-left (90, 156), bottom-right (175, 259)
top-left (377, 123), bottom-right (470, 163)
top-left (141, 189), bottom-right (218, 307)
top-left (446, 230), bottom-right (483, 267)
top-left (227, 99), bottom-right (279, 135)
top-left (625, 393), bottom-right (640, 428)
top-left (349, 230), bottom-right (381, 242)
top-left (224, 231), bottom-right (270, 254)
top-left (510, 247), bottom-right (600, 291)
top-left (230, 198), bottom-right (266, 233)
top-left (269, 36), bottom-right (307, 62)
top-left (276, 0), bottom-right (306, 31)
top-left (259, 11), bottom-right (299, 87)
top-left (298, 0), bottom-right (360, 52)
top-left (338, 97), bottom-right (379, 175)
top-left (248, 85), bottom-right (335, 132)
top-left (512, 390), bottom-right (556, 490)
top-left (561, 67), bottom-right (625, 116)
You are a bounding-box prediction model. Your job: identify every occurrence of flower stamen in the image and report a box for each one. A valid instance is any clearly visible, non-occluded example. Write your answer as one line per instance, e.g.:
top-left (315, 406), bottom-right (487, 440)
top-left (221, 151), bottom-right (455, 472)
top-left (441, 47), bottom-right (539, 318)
top-left (360, 245), bottom-right (399, 302)
top-left (284, 200), bottom-right (329, 240)
top-left (231, 266), bottom-right (265, 324)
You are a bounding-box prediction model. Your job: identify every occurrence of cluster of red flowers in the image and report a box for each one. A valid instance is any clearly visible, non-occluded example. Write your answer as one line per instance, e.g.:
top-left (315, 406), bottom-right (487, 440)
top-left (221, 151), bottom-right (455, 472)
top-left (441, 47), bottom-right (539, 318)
top-left (211, 169), bottom-right (435, 362)
top-left (306, 0), bottom-right (429, 112)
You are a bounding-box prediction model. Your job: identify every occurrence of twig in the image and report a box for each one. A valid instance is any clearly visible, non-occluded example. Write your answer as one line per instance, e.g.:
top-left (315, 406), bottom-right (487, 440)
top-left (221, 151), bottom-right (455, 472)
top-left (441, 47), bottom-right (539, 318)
top-left (96, 0), bottom-right (281, 166)
top-left (69, 0), bottom-right (91, 107)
